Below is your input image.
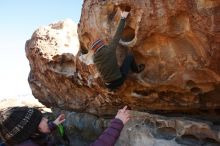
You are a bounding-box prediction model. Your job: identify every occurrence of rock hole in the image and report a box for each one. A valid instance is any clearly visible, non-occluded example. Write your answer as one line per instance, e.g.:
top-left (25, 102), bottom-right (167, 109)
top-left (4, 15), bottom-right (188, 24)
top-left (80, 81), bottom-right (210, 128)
top-left (79, 41), bottom-right (88, 54)
top-left (154, 127), bottom-right (177, 140)
top-left (213, 109), bottom-right (220, 125)
top-left (202, 138), bottom-right (220, 146)
top-left (81, 32), bottom-right (92, 51)
top-left (143, 118), bottom-right (155, 128)
top-left (125, 6), bottom-right (131, 12)
top-left (119, 5), bottom-right (131, 12)
top-left (135, 124), bottom-right (141, 129)
top-left (121, 26), bottom-right (135, 42)
top-left (185, 80), bottom-right (202, 95)
top-left (175, 134), bottom-right (200, 146)
top-left (155, 121), bottom-right (163, 127)
top-left (186, 80), bottom-right (196, 89)
top-left (191, 87), bottom-right (202, 95)
top-left (134, 89), bottom-right (154, 96)
top-left (108, 11), bottom-right (116, 20)
top-left (143, 119), bottom-right (151, 124)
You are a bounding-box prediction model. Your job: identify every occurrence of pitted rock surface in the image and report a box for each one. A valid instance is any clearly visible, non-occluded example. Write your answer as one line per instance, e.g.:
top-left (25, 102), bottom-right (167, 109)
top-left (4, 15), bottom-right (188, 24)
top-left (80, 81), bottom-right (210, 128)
top-left (53, 110), bottom-right (220, 146)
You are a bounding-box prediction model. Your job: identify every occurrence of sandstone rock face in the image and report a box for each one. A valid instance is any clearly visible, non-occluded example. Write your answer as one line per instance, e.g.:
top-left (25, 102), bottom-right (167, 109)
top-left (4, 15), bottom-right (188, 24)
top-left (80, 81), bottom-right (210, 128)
top-left (26, 0), bottom-right (220, 116)
top-left (116, 111), bottom-right (220, 146)
top-left (25, 1), bottom-right (220, 145)
top-left (54, 110), bottom-right (220, 146)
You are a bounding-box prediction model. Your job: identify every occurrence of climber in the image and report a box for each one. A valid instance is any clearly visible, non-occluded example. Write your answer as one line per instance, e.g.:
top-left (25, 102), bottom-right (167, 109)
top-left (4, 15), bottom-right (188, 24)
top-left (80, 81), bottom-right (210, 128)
top-left (91, 8), bottom-right (145, 90)
top-left (0, 106), bottom-right (130, 146)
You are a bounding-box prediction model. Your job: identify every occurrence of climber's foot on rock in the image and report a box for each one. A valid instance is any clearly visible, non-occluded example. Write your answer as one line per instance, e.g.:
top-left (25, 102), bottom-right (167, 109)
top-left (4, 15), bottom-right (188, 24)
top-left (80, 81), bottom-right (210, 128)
top-left (136, 64), bottom-right (145, 73)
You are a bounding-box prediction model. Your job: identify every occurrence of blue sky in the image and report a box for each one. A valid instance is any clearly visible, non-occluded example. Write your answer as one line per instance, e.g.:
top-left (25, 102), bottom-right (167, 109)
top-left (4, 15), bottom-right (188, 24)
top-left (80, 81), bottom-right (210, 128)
top-left (0, 1), bottom-right (83, 98)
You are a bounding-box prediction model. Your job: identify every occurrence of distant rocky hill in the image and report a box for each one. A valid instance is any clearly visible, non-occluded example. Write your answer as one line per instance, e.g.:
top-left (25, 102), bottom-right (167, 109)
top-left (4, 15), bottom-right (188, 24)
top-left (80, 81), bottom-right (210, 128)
top-left (0, 94), bottom-right (52, 113)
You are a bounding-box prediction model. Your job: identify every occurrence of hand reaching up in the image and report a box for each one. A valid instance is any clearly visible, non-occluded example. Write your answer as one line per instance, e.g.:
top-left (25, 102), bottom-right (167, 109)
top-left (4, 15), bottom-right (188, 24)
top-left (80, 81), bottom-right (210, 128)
top-left (115, 106), bottom-right (130, 125)
top-left (121, 11), bottom-right (129, 18)
top-left (53, 114), bottom-right (65, 125)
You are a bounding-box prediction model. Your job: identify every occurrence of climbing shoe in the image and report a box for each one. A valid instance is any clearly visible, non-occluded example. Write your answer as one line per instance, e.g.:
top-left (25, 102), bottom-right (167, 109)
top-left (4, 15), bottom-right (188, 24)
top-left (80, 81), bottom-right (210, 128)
top-left (136, 64), bottom-right (145, 73)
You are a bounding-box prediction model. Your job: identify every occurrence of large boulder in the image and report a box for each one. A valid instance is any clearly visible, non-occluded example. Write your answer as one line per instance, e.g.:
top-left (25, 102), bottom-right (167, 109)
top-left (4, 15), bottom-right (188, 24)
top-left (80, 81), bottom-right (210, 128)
top-left (24, 1), bottom-right (220, 145)
top-left (25, 0), bottom-right (220, 116)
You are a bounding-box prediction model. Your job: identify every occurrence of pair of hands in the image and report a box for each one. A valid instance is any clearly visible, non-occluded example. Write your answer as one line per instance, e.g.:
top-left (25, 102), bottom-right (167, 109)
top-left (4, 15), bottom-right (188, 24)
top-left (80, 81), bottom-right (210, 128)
top-left (115, 106), bottom-right (130, 125)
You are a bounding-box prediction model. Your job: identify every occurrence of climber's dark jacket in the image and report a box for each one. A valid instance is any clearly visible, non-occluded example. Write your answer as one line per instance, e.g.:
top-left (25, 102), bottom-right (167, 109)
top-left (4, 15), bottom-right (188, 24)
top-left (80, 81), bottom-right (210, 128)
top-left (93, 18), bottom-right (126, 83)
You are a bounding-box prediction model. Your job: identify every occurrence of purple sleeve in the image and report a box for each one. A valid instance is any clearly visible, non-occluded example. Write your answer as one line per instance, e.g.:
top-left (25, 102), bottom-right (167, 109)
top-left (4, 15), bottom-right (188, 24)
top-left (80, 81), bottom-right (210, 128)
top-left (15, 140), bottom-right (39, 146)
top-left (90, 118), bottom-right (124, 146)
top-left (48, 121), bottom-right (57, 132)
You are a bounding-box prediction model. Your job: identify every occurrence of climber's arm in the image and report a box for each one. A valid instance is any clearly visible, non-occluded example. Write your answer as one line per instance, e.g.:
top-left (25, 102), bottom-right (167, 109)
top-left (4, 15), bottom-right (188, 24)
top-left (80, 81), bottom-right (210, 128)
top-left (108, 11), bottom-right (129, 50)
top-left (90, 118), bottom-right (124, 146)
top-left (90, 106), bottom-right (130, 146)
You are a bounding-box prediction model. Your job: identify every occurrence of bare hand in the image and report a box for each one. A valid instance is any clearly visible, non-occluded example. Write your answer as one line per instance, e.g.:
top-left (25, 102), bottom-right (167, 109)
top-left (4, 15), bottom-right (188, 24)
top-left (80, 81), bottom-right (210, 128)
top-left (115, 106), bottom-right (130, 125)
top-left (121, 11), bottom-right (129, 18)
top-left (53, 114), bottom-right (65, 125)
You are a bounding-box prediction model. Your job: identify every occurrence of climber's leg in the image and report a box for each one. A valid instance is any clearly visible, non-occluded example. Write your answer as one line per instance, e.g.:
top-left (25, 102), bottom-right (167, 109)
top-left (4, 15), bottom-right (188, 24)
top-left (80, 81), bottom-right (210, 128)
top-left (120, 52), bottom-right (135, 77)
top-left (105, 53), bottom-right (145, 90)
top-left (120, 52), bottom-right (145, 75)
top-left (105, 77), bottom-right (125, 90)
